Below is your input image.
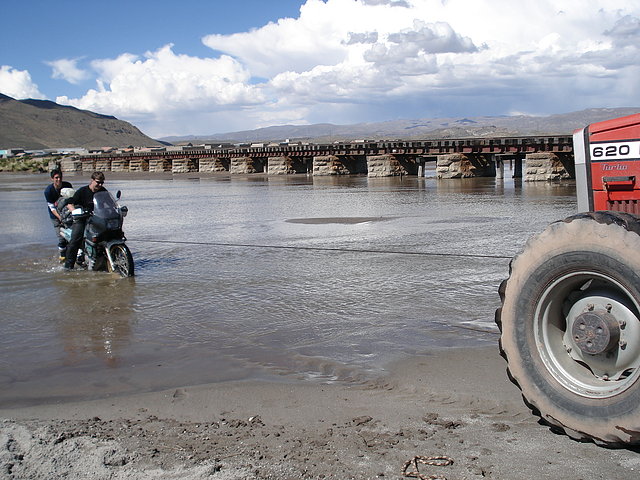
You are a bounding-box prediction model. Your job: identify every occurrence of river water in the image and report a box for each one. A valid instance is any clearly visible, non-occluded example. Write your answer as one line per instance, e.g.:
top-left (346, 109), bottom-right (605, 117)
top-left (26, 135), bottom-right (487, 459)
top-left (0, 170), bottom-right (577, 407)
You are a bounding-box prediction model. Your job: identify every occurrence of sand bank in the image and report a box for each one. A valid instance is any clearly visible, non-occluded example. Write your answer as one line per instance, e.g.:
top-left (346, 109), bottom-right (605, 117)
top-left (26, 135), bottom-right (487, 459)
top-left (1, 347), bottom-right (639, 479)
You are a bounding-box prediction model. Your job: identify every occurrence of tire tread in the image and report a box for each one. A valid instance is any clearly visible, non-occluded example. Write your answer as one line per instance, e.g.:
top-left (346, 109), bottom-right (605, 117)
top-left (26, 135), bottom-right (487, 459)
top-left (496, 211), bottom-right (640, 445)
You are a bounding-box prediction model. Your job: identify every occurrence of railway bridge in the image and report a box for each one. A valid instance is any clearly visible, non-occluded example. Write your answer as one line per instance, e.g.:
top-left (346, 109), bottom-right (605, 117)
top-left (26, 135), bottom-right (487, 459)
top-left (62, 135), bottom-right (575, 181)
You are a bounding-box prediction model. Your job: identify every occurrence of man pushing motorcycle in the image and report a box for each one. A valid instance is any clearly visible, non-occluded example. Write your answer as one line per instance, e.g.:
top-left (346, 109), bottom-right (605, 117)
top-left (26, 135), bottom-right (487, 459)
top-left (63, 171), bottom-right (106, 271)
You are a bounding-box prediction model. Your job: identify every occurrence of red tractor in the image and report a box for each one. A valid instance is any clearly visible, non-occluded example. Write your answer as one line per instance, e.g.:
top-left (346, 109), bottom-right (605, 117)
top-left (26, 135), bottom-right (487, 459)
top-left (497, 113), bottom-right (640, 445)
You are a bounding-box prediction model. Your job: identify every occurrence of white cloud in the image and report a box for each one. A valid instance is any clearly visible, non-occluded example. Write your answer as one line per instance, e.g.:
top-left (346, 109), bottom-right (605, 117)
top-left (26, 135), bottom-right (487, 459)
top-left (204, 0), bottom-right (640, 126)
top-left (53, 0), bottom-right (640, 136)
top-left (0, 65), bottom-right (46, 99)
top-left (57, 45), bottom-right (265, 117)
top-left (362, 0), bottom-right (410, 6)
top-left (46, 58), bottom-right (90, 84)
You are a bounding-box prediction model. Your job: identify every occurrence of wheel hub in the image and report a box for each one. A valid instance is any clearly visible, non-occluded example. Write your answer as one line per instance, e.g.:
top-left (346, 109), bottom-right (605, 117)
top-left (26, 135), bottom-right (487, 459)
top-left (561, 289), bottom-right (640, 384)
top-left (571, 310), bottom-right (620, 355)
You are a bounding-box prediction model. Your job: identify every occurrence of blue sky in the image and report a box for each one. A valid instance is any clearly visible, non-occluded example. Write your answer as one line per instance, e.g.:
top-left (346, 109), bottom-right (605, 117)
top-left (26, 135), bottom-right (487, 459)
top-left (2, 0), bottom-right (639, 138)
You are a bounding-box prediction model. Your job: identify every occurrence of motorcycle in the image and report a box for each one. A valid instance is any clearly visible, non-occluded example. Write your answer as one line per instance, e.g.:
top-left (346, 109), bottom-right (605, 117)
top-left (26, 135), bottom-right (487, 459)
top-left (60, 190), bottom-right (134, 277)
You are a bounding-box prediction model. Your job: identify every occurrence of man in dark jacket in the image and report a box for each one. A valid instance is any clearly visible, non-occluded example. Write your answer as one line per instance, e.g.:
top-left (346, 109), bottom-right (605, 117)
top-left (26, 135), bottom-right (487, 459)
top-left (63, 171), bottom-right (106, 270)
top-left (44, 169), bottom-right (73, 260)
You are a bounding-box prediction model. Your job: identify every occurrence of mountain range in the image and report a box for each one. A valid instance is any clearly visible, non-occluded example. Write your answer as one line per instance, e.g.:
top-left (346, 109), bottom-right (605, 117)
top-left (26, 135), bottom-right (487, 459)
top-left (1, 92), bottom-right (638, 149)
top-left (162, 107), bottom-right (640, 144)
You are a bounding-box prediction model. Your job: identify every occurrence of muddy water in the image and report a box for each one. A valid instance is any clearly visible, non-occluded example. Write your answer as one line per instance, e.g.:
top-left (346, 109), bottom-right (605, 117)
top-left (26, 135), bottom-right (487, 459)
top-left (0, 171), bottom-right (577, 406)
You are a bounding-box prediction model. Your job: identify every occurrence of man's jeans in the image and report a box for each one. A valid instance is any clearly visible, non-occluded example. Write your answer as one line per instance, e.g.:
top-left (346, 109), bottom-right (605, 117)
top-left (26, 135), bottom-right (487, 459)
top-left (50, 217), bottom-right (67, 251)
top-left (64, 219), bottom-right (86, 269)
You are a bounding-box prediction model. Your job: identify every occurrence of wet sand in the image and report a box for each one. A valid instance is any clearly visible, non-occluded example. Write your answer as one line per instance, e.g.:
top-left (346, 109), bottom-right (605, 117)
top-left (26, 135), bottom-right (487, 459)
top-left (2, 347), bottom-right (638, 479)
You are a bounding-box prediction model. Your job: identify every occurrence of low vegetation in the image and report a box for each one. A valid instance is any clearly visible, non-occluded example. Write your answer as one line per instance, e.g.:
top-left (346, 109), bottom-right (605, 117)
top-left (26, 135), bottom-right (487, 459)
top-left (0, 156), bottom-right (58, 173)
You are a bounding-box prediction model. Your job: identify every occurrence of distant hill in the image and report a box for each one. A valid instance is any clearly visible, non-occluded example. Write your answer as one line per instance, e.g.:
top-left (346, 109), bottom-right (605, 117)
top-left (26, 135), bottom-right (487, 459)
top-left (0, 93), bottom-right (162, 150)
top-left (161, 107), bottom-right (640, 145)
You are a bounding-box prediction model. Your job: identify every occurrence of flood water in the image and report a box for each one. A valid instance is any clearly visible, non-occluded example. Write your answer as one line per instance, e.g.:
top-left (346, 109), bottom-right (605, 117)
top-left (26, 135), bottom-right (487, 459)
top-left (0, 170), bottom-right (577, 407)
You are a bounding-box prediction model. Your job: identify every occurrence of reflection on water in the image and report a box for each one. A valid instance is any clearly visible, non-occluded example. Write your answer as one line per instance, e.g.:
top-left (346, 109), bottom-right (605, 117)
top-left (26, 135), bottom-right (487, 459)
top-left (55, 276), bottom-right (135, 368)
top-left (0, 172), bottom-right (577, 406)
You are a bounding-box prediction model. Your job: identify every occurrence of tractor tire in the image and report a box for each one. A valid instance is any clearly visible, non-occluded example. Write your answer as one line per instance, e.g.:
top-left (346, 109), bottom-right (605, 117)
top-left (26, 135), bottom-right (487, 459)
top-left (496, 211), bottom-right (640, 445)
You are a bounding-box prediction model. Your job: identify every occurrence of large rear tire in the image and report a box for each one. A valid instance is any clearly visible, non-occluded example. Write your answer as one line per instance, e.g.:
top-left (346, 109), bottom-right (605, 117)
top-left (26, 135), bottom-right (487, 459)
top-left (496, 211), bottom-right (640, 445)
top-left (108, 244), bottom-right (134, 277)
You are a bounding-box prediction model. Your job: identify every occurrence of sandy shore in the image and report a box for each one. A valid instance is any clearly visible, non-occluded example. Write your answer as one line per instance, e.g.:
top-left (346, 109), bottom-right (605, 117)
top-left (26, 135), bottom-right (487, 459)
top-left (2, 347), bottom-right (639, 479)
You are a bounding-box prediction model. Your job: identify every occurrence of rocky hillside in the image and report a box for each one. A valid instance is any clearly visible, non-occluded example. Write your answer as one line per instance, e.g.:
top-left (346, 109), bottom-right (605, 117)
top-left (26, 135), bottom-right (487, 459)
top-left (0, 94), bottom-right (162, 150)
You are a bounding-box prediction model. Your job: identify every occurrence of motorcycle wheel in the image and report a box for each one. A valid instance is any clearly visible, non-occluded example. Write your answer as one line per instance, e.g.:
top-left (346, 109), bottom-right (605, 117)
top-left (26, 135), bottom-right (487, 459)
top-left (496, 211), bottom-right (640, 445)
top-left (108, 244), bottom-right (134, 277)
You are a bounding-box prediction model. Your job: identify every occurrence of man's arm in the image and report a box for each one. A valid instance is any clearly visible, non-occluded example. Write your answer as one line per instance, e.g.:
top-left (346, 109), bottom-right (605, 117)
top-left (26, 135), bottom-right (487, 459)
top-left (44, 185), bottom-right (62, 220)
top-left (50, 204), bottom-right (62, 220)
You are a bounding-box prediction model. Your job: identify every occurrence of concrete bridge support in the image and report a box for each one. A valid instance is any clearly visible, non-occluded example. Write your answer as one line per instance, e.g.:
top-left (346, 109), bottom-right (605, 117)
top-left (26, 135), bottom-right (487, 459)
top-left (417, 157), bottom-right (437, 177)
top-left (513, 158), bottom-right (523, 178)
top-left (60, 158), bottom-right (82, 174)
top-left (495, 157), bottom-right (504, 179)
top-left (524, 152), bottom-right (574, 181)
top-left (81, 158), bottom-right (96, 173)
top-left (111, 158), bottom-right (130, 172)
top-left (267, 156), bottom-right (307, 174)
top-left (436, 154), bottom-right (495, 179)
top-left (313, 155), bottom-right (351, 175)
top-left (95, 159), bottom-right (111, 172)
top-left (199, 156), bottom-right (229, 172)
top-left (148, 158), bottom-right (171, 172)
top-left (230, 156), bottom-right (263, 174)
top-left (491, 154), bottom-right (522, 180)
top-left (367, 154), bottom-right (418, 177)
top-left (172, 157), bottom-right (198, 173)
top-left (129, 158), bottom-right (149, 172)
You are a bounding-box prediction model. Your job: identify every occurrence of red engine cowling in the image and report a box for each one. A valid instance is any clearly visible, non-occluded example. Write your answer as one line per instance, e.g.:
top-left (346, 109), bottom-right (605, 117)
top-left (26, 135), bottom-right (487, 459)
top-left (573, 113), bottom-right (640, 215)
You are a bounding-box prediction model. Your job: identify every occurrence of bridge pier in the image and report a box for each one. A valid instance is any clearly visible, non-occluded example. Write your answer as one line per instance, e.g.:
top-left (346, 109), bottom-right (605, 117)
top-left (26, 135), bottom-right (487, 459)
top-left (111, 158), bottom-right (129, 172)
top-left (367, 154), bottom-right (418, 177)
top-left (60, 158), bottom-right (82, 174)
top-left (149, 158), bottom-right (171, 172)
top-left (513, 158), bottom-right (523, 178)
top-left (267, 155), bottom-right (307, 174)
top-left (129, 158), bottom-right (149, 172)
top-left (312, 155), bottom-right (365, 175)
top-left (230, 156), bottom-right (263, 174)
top-left (524, 152), bottom-right (574, 181)
top-left (436, 154), bottom-right (495, 179)
top-left (313, 155), bottom-right (347, 175)
top-left (416, 157), bottom-right (437, 177)
top-left (495, 156), bottom-right (504, 179)
top-left (81, 158), bottom-right (96, 173)
top-left (314, 155), bottom-right (366, 175)
top-left (95, 159), bottom-right (111, 172)
top-left (172, 157), bottom-right (198, 173)
top-left (491, 154), bottom-right (522, 180)
top-left (199, 156), bottom-right (228, 172)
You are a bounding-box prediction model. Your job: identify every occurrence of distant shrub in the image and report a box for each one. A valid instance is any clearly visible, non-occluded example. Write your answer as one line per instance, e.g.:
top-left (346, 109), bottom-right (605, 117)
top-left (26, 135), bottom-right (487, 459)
top-left (0, 156), bottom-right (52, 173)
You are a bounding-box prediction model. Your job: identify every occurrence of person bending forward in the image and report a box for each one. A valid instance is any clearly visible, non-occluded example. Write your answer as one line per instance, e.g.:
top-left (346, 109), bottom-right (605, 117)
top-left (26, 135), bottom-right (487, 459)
top-left (64, 171), bottom-right (106, 270)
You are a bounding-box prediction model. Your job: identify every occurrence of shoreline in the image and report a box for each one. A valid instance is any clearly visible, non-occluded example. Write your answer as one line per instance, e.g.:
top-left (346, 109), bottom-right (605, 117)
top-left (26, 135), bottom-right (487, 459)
top-left (2, 346), bottom-right (638, 479)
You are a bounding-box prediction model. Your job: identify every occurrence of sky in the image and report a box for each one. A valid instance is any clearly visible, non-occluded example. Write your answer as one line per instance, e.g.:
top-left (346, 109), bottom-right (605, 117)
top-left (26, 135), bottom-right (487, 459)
top-left (1, 0), bottom-right (639, 139)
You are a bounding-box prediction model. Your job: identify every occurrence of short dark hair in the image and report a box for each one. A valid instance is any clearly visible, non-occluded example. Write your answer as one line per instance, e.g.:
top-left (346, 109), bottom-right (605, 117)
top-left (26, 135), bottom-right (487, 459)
top-left (50, 169), bottom-right (62, 178)
top-left (91, 171), bottom-right (105, 182)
